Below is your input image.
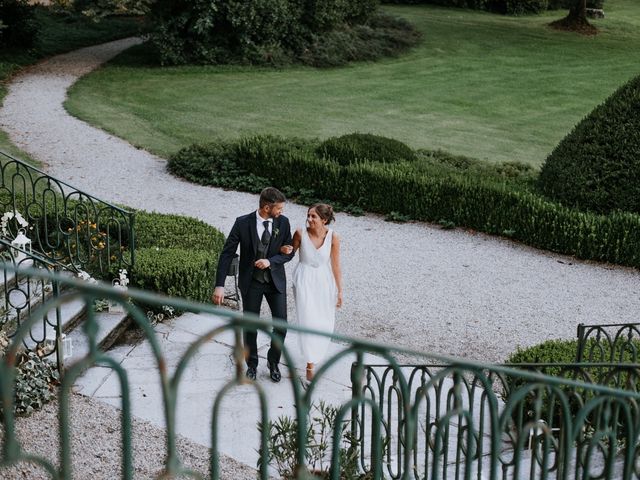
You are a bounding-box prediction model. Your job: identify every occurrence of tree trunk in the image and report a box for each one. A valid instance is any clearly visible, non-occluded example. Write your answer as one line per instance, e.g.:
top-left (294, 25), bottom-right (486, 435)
top-left (550, 0), bottom-right (597, 34)
top-left (567, 0), bottom-right (588, 22)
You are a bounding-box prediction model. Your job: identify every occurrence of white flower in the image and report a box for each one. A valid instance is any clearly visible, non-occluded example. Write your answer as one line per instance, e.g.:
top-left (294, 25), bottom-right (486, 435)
top-left (118, 269), bottom-right (129, 288)
top-left (1, 210), bottom-right (29, 237)
top-left (77, 270), bottom-right (97, 284)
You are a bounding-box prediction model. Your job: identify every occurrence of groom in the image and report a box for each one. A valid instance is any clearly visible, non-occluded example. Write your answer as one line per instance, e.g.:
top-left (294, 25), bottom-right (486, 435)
top-left (212, 187), bottom-right (294, 382)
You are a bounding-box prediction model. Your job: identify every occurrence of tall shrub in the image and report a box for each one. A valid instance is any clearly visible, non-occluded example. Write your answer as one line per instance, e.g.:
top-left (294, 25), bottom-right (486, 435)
top-left (538, 75), bottom-right (640, 215)
top-left (148, 0), bottom-right (381, 66)
top-left (0, 0), bottom-right (38, 48)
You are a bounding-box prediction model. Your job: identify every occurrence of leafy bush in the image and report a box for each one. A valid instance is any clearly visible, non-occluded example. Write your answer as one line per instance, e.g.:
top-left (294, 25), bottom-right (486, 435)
top-left (414, 149), bottom-right (536, 188)
top-left (491, 0), bottom-right (548, 14)
top-left (148, 0), bottom-right (419, 67)
top-left (135, 209), bottom-right (225, 252)
top-left (167, 141), bottom-right (270, 192)
top-left (135, 247), bottom-right (218, 302)
top-left (505, 338), bottom-right (640, 439)
top-left (12, 351), bottom-right (60, 416)
top-left (133, 211), bottom-right (225, 302)
top-left (0, 0), bottom-right (38, 48)
top-left (170, 134), bottom-right (640, 269)
top-left (0, 337), bottom-right (60, 418)
top-left (538, 75), bottom-right (640, 215)
top-left (1, 333), bottom-right (58, 418)
top-left (63, 0), bottom-right (152, 17)
top-left (243, 135), bottom-right (640, 267)
top-left (316, 133), bottom-right (417, 165)
top-left (259, 401), bottom-right (363, 479)
top-left (299, 14), bottom-right (422, 68)
top-left (508, 338), bottom-right (640, 371)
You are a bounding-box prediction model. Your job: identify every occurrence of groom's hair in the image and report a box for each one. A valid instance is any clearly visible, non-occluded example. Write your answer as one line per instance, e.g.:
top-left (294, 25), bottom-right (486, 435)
top-left (259, 187), bottom-right (286, 207)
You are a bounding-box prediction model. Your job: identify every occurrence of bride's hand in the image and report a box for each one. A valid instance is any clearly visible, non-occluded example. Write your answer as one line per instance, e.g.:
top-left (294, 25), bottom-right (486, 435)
top-left (336, 292), bottom-right (343, 308)
top-left (280, 245), bottom-right (293, 254)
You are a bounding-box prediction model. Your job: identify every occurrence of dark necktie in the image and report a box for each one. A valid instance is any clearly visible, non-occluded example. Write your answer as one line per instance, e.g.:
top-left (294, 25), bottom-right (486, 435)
top-left (261, 220), bottom-right (271, 246)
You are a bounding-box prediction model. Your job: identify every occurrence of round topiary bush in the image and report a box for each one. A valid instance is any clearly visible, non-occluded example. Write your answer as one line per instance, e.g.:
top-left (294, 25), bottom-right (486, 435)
top-left (316, 133), bottom-right (417, 165)
top-left (537, 75), bottom-right (640, 214)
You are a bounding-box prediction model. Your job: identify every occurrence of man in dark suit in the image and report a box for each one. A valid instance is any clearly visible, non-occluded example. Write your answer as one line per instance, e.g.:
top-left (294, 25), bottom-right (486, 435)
top-left (212, 187), bottom-right (294, 382)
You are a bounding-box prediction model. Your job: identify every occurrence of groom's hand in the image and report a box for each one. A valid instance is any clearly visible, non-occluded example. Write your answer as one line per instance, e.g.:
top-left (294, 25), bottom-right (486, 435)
top-left (212, 286), bottom-right (225, 305)
top-left (254, 259), bottom-right (270, 269)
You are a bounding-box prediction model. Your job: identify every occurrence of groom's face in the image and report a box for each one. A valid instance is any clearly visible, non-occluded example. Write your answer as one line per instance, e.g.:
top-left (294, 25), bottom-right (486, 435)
top-left (266, 202), bottom-right (285, 219)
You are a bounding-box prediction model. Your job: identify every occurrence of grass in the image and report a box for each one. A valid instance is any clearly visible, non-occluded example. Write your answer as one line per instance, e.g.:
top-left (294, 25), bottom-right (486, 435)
top-left (63, 0), bottom-right (640, 166)
top-left (0, 8), bottom-right (143, 163)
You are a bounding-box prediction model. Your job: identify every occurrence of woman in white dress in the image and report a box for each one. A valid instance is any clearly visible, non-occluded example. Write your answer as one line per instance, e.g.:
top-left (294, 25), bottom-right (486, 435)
top-left (281, 203), bottom-right (343, 381)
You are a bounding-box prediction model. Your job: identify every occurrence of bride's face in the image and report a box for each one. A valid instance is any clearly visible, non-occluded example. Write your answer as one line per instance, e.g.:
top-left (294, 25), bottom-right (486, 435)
top-left (307, 208), bottom-right (326, 228)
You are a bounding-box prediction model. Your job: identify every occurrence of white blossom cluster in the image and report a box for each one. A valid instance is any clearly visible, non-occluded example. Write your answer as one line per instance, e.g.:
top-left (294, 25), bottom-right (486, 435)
top-left (1, 211), bottom-right (29, 237)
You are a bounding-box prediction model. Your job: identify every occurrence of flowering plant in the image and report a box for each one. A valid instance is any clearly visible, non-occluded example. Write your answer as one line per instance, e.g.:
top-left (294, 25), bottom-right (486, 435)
top-left (117, 269), bottom-right (129, 288)
top-left (1, 211), bottom-right (29, 238)
top-left (76, 270), bottom-right (98, 284)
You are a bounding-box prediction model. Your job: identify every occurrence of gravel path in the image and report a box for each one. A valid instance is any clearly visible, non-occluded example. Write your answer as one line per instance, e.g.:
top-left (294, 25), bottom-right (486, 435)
top-left (0, 393), bottom-right (255, 479)
top-left (1, 37), bottom-right (640, 362)
top-left (2, 36), bottom-right (640, 478)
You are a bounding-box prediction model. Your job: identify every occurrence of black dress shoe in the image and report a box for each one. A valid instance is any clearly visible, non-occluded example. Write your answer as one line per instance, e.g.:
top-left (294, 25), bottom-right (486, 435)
top-left (267, 361), bottom-right (281, 383)
top-left (246, 366), bottom-right (257, 381)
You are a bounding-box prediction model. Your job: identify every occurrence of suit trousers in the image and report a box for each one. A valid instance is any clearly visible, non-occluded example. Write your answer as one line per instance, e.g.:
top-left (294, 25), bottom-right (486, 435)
top-left (241, 278), bottom-right (288, 368)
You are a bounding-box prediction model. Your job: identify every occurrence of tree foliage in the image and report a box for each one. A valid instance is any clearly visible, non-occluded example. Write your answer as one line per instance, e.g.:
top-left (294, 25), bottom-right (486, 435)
top-left (0, 0), bottom-right (38, 48)
top-left (146, 0), bottom-right (381, 65)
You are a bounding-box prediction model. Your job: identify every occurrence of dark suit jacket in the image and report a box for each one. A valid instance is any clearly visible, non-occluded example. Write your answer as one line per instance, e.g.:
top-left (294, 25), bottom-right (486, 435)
top-left (215, 212), bottom-right (294, 296)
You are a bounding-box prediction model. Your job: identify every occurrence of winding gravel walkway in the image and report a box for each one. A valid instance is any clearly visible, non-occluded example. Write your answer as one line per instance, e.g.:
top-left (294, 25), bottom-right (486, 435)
top-left (2, 37), bottom-right (640, 364)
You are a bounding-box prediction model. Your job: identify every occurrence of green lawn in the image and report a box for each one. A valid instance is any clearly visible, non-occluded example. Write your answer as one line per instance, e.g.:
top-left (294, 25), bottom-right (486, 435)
top-left (64, 0), bottom-right (640, 166)
top-left (0, 9), bottom-right (142, 163)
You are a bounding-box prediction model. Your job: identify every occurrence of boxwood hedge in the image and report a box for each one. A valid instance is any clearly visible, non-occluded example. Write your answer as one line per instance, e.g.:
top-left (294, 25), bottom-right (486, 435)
top-left (538, 74), bottom-right (640, 215)
top-left (133, 211), bottom-right (225, 303)
top-left (169, 134), bottom-right (640, 269)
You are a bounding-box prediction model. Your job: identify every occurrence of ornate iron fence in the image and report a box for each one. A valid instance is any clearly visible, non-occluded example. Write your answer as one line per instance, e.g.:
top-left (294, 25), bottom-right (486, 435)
top-left (1, 265), bottom-right (639, 479)
top-left (0, 150), bottom-right (135, 277)
top-left (354, 363), bottom-right (640, 480)
top-left (0, 239), bottom-right (64, 371)
top-left (577, 322), bottom-right (640, 363)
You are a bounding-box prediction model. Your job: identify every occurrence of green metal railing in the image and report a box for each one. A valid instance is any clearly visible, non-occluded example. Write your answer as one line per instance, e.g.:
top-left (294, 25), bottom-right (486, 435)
top-left (577, 322), bottom-right (640, 363)
top-left (354, 363), bottom-right (640, 479)
top-left (1, 265), bottom-right (639, 479)
top-left (0, 150), bottom-right (135, 277)
top-left (0, 239), bottom-right (63, 371)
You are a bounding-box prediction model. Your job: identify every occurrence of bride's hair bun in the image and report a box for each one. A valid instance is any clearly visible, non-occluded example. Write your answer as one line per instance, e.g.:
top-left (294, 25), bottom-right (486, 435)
top-left (310, 203), bottom-right (335, 225)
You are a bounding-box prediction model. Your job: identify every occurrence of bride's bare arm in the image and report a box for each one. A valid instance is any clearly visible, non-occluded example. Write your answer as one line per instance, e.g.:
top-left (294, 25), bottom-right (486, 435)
top-left (330, 233), bottom-right (343, 308)
top-left (280, 229), bottom-right (301, 255)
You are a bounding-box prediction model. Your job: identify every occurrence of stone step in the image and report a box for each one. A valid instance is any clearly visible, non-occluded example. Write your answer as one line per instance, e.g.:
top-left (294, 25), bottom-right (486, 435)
top-left (1, 267), bottom-right (130, 371)
top-left (65, 310), bottom-right (131, 368)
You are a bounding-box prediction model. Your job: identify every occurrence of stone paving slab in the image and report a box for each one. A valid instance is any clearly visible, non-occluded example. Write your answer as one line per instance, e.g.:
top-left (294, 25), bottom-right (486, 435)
top-left (74, 312), bottom-right (380, 469)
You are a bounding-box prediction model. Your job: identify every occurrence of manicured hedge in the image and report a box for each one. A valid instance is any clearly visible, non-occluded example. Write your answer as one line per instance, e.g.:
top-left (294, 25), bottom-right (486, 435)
top-left (505, 338), bottom-right (640, 433)
top-left (168, 135), bottom-right (640, 269)
top-left (133, 211), bottom-right (225, 303)
top-left (538, 74), bottom-right (640, 215)
top-left (316, 133), bottom-right (417, 165)
top-left (237, 135), bottom-right (640, 267)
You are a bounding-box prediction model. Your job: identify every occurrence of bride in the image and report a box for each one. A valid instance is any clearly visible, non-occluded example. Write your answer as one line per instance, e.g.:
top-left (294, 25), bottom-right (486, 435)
top-left (281, 203), bottom-right (343, 381)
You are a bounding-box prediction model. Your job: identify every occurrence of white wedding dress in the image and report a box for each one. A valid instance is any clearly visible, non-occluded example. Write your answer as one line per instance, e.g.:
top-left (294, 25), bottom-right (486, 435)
top-left (293, 228), bottom-right (337, 364)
